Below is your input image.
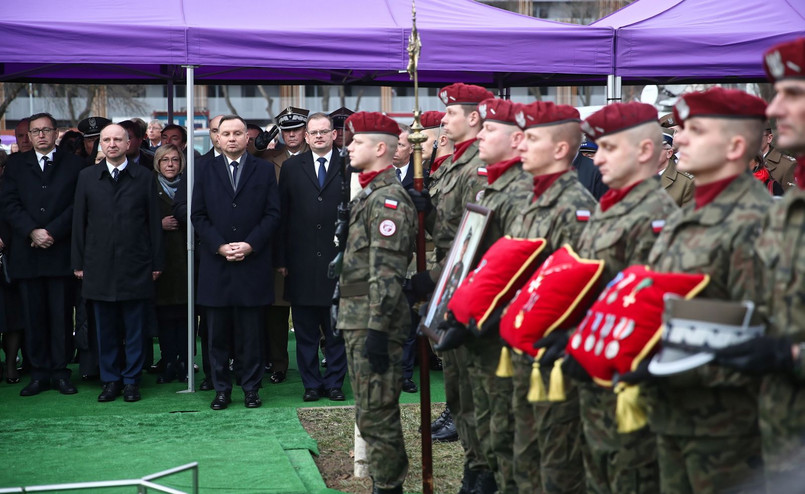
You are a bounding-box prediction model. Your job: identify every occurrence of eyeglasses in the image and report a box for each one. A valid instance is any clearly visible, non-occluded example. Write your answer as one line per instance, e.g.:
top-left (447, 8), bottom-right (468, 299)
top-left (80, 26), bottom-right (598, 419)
top-left (307, 130), bottom-right (333, 137)
top-left (29, 128), bottom-right (56, 136)
top-left (158, 157), bottom-right (181, 163)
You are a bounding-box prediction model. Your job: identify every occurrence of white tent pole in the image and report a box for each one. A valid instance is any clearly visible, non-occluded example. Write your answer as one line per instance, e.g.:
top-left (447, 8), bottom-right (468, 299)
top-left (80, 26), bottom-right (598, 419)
top-left (607, 74), bottom-right (622, 103)
top-left (180, 65), bottom-right (197, 394)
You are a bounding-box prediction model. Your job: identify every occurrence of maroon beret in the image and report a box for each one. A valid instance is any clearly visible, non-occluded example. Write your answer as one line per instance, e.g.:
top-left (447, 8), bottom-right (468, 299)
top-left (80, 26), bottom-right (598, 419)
top-left (515, 101), bottom-right (580, 130)
top-left (764, 37), bottom-right (805, 83)
top-left (420, 111), bottom-right (445, 130)
top-left (439, 83), bottom-right (494, 106)
top-left (581, 102), bottom-right (658, 140)
top-left (478, 98), bottom-right (520, 125)
top-left (673, 87), bottom-right (767, 125)
top-left (346, 112), bottom-right (400, 136)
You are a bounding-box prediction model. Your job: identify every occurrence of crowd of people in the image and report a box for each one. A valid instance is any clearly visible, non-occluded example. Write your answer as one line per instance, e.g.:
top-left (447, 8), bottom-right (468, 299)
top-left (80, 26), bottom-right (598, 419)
top-left (0, 34), bottom-right (804, 494)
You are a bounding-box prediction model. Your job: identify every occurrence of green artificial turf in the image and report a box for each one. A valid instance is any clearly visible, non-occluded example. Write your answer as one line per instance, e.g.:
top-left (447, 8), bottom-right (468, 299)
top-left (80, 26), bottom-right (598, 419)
top-left (0, 332), bottom-right (445, 493)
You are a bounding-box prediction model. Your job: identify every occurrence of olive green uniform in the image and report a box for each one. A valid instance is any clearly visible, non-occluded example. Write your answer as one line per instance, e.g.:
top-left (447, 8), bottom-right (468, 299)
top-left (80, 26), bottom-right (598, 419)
top-left (574, 177), bottom-right (677, 494)
top-left (661, 158), bottom-right (695, 208)
top-left (508, 170), bottom-right (596, 494)
top-left (468, 160), bottom-right (533, 493)
top-left (337, 167), bottom-right (416, 490)
top-left (764, 147), bottom-right (797, 190)
top-left (646, 172), bottom-right (771, 494)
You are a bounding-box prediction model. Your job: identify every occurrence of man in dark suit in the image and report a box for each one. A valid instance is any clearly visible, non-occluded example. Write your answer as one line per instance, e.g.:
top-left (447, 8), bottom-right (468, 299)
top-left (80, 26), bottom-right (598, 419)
top-left (393, 125), bottom-right (415, 189)
top-left (191, 115), bottom-right (280, 410)
top-left (1, 112), bottom-right (84, 396)
top-left (276, 112), bottom-right (347, 402)
top-left (573, 151), bottom-right (608, 200)
top-left (72, 124), bottom-right (164, 403)
top-left (119, 120), bottom-right (154, 171)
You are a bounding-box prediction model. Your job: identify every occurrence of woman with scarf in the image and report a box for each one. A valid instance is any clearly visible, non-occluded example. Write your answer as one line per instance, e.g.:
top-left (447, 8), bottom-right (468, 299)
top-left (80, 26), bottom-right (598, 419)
top-left (153, 144), bottom-right (189, 383)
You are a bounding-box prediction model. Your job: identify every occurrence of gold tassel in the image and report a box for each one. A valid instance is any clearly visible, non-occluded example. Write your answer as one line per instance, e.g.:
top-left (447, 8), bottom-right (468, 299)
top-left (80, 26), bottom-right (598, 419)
top-left (527, 361), bottom-right (547, 403)
top-left (495, 347), bottom-right (514, 378)
top-left (615, 383), bottom-right (647, 433)
top-left (548, 358), bottom-right (566, 402)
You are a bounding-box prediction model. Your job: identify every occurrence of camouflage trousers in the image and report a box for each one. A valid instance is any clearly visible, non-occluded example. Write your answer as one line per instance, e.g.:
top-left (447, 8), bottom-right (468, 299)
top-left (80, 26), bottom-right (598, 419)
top-left (511, 350), bottom-right (585, 494)
top-left (466, 335), bottom-right (516, 493)
top-left (343, 328), bottom-right (409, 490)
top-left (759, 373), bottom-right (805, 492)
top-left (656, 433), bottom-right (764, 494)
top-left (442, 345), bottom-right (487, 471)
top-left (578, 384), bottom-right (659, 494)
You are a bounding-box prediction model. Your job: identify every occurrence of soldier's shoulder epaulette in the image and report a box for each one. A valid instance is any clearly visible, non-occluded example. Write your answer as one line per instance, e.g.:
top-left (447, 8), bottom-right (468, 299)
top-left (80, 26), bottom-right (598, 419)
top-left (783, 153), bottom-right (797, 162)
top-left (679, 170), bottom-right (694, 180)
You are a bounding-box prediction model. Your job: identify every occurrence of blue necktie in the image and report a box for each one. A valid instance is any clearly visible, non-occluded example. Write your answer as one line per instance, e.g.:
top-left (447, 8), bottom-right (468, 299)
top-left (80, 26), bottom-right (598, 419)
top-left (231, 160), bottom-right (239, 189)
top-left (112, 168), bottom-right (119, 182)
top-left (396, 168), bottom-right (402, 182)
top-left (317, 157), bottom-right (327, 188)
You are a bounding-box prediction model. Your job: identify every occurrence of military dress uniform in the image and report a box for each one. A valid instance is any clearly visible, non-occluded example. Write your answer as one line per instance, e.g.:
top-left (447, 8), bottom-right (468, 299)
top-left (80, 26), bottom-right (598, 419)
top-left (337, 164), bottom-right (416, 491)
top-left (661, 157), bottom-right (695, 208)
top-left (509, 169), bottom-right (596, 494)
top-left (764, 146), bottom-right (797, 190)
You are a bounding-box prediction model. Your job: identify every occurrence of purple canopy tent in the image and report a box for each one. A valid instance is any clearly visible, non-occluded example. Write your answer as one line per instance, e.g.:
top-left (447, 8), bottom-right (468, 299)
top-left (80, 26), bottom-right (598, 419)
top-left (593, 0), bottom-right (805, 84)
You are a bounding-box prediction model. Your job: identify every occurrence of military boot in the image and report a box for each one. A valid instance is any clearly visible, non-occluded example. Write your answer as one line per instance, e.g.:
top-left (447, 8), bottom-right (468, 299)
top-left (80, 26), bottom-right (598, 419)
top-left (423, 406), bottom-right (451, 434)
top-left (457, 464), bottom-right (480, 494)
top-left (432, 412), bottom-right (458, 442)
top-left (372, 483), bottom-right (403, 494)
top-left (472, 469), bottom-right (497, 494)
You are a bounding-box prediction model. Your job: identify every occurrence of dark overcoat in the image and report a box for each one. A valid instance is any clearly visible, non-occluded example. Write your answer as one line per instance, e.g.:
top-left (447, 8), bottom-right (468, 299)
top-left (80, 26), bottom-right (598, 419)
top-left (154, 176), bottom-right (188, 307)
top-left (276, 151), bottom-right (343, 306)
top-left (191, 153), bottom-right (280, 307)
top-left (1, 149), bottom-right (84, 279)
top-left (71, 161), bottom-right (164, 301)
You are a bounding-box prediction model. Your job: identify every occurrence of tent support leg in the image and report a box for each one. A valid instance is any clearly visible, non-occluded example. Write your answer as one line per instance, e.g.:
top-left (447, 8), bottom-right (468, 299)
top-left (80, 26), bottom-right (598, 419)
top-left (180, 65), bottom-right (198, 395)
top-left (607, 74), bottom-right (622, 103)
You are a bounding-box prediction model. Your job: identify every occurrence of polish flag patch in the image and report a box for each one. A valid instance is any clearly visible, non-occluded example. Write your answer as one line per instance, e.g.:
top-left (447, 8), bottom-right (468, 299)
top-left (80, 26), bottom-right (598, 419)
top-left (384, 199), bottom-right (398, 210)
top-left (576, 210), bottom-right (591, 222)
top-left (477, 167), bottom-right (488, 176)
top-left (651, 220), bottom-right (665, 234)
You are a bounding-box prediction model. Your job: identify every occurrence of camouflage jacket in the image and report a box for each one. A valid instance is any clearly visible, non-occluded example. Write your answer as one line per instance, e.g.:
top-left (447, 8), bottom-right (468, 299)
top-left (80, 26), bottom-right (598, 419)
top-left (646, 172), bottom-right (772, 437)
top-left (509, 170), bottom-right (597, 254)
top-left (578, 177), bottom-right (677, 283)
top-left (476, 160), bottom-right (533, 256)
top-left (337, 167), bottom-right (416, 332)
top-left (429, 139), bottom-right (487, 280)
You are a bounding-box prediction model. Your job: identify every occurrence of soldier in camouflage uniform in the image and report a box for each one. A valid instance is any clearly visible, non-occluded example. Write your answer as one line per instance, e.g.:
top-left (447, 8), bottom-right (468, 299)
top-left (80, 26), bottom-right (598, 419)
top-left (409, 83), bottom-right (495, 492)
top-left (714, 37), bottom-right (805, 491)
top-left (336, 112), bottom-right (416, 494)
top-left (507, 101), bottom-right (596, 494)
top-left (644, 87), bottom-right (772, 494)
top-left (464, 97), bottom-right (533, 494)
top-left (572, 102), bottom-right (678, 494)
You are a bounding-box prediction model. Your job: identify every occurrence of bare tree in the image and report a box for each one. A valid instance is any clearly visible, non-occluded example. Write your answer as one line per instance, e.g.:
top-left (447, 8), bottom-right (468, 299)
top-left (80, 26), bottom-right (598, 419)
top-left (256, 85), bottom-right (275, 120)
top-left (0, 83), bottom-right (26, 121)
top-left (221, 86), bottom-right (238, 115)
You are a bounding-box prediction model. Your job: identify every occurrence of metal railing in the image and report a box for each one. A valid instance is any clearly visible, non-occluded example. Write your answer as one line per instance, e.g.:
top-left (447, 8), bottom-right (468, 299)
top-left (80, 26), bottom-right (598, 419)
top-left (0, 462), bottom-right (198, 494)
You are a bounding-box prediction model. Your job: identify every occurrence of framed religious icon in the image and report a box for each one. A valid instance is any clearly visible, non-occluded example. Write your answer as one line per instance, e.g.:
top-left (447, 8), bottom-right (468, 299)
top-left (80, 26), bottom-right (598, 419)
top-left (420, 203), bottom-right (493, 342)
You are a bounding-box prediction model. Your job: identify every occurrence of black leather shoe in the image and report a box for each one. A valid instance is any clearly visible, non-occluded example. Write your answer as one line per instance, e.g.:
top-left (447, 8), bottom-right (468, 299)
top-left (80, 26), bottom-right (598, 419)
top-left (457, 465), bottom-right (478, 494)
top-left (269, 371), bottom-right (286, 384)
top-left (432, 415), bottom-right (458, 442)
top-left (98, 382), bottom-right (122, 402)
top-left (55, 378), bottom-right (78, 395)
top-left (20, 379), bottom-right (50, 397)
top-left (372, 484), bottom-right (403, 494)
top-left (474, 469), bottom-right (497, 494)
top-left (401, 378), bottom-right (418, 393)
top-left (430, 406), bottom-right (451, 433)
top-left (199, 378), bottom-right (214, 391)
top-left (123, 384), bottom-right (141, 402)
top-left (326, 388), bottom-right (345, 401)
top-left (244, 391), bottom-right (262, 408)
top-left (210, 391), bottom-right (231, 410)
top-left (303, 388), bottom-right (321, 402)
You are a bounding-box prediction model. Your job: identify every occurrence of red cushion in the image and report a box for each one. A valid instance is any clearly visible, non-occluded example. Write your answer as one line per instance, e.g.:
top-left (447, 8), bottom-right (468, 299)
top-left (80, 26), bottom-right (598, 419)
top-left (500, 245), bottom-right (604, 357)
top-left (566, 265), bottom-right (709, 387)
top-left (448, 237), bottom-right (546, 332)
